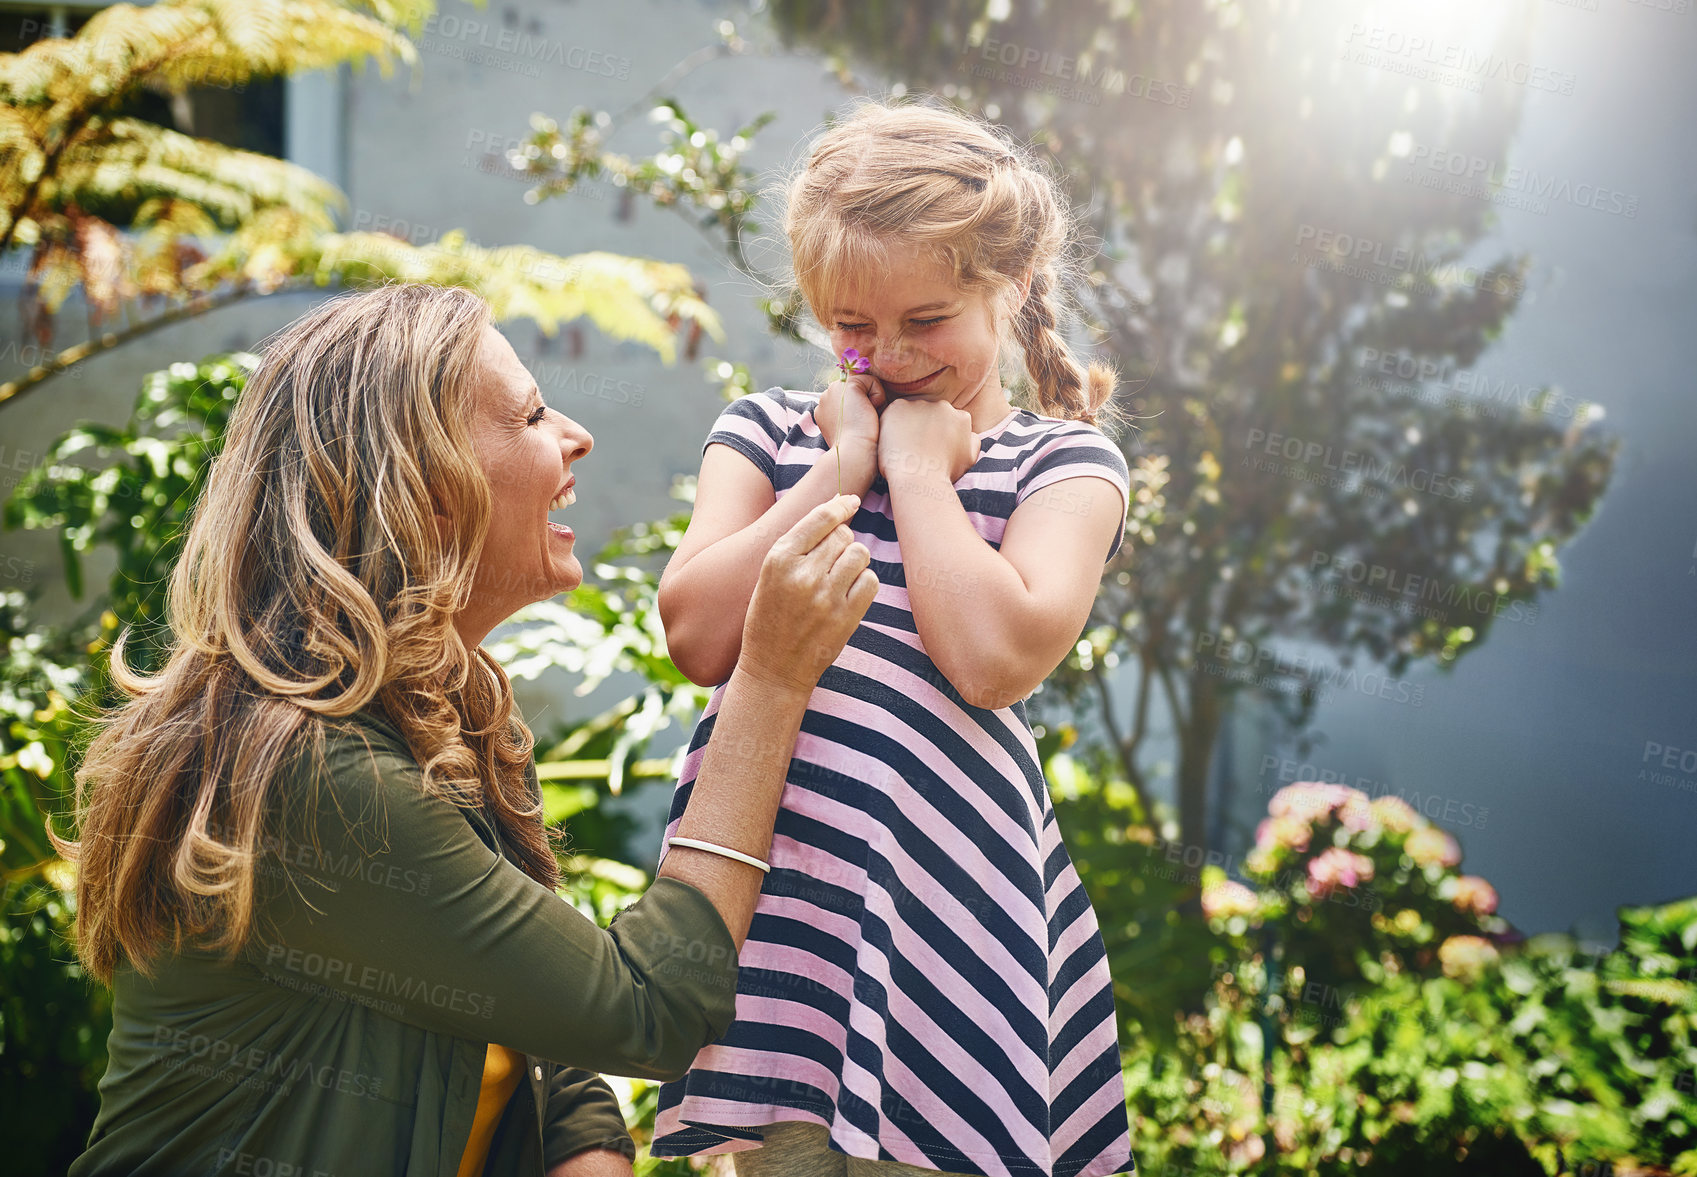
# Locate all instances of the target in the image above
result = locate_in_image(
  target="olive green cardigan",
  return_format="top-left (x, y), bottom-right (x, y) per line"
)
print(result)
top-left (70, 704), bottom-right (740, 1176)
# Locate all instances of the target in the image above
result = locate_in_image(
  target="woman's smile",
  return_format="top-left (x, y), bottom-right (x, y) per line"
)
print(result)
top-left (547, 477), bottom-right (576, 542)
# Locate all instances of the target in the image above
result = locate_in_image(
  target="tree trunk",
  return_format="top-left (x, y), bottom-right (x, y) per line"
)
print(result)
top-left (1177, 670), bottom-right (1223, 858)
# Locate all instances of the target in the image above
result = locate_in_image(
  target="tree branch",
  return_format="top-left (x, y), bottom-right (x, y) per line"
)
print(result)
top-left (0, 282), bottom-right (273, 411)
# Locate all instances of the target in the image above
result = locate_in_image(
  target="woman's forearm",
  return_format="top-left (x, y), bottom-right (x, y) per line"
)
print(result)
top-left (546, 1150), bottom-right (632, 1177)
top-left (656, 665), bottom-right (814, 945)
top-left (662, 442), bottom-right (878, 686)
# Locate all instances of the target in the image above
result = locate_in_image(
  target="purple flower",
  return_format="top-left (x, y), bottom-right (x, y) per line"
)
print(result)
top-left (836, 347), bottom-right (870, 380)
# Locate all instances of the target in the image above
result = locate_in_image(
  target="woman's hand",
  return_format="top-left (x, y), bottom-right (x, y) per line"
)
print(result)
top-left (659, 494), bottom-right (878, 946)
top-left (737, 493), bottom-right (878, 696)
top-left (877, 396), bottom-right (982, 488)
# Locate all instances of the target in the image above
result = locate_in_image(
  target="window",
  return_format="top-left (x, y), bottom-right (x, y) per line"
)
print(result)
top-left (2, 3), bottom-right (287, 159)
top-left (1, 2), bottom-right (305, 284)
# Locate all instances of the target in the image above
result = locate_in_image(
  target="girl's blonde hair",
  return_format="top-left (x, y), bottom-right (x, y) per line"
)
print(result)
top-left (51, 281), bottom-right (561, 985)
top-left (778, 96), bottom-right (1123, 431)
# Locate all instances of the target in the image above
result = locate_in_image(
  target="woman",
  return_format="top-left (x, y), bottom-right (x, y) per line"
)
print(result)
top-left (55, 281), bottom-right (878, 1177)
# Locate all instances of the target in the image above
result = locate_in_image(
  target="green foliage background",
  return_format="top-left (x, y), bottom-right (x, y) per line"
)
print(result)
top-left (1, 358), bottom-right (1691, 1175)
top-left (0, 1), bottom-right (1682, 1174)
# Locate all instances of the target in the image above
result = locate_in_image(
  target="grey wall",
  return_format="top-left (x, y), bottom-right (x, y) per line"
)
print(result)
top-left (1202, 0), bottom-right (1697, 944)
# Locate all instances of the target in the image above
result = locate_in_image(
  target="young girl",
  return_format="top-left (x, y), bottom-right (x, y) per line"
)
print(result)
top-left (650, 98), bottom-right (1137, 1177)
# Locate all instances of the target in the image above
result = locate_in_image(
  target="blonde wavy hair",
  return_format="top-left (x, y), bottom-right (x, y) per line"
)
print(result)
top-left (778, 96), bottom-right (1124, 431)
top-left (52, 281), bottom-right (561, 985)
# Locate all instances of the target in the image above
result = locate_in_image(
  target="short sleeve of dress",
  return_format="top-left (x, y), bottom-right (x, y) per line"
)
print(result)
top-left (701, 387), bottom-right (794, 490)
top-left (1014, 423), bottom-right (1133, 563)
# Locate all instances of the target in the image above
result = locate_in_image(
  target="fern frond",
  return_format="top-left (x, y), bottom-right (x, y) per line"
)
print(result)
top-left (301, 230), bottom-right (724, 362)
top-left (48, 117), bottom-right (344, 230)
top-left (0, 0), bottom-right (418, 109)
top-left (1, 0), bottom-right (425, 243)
top-left (1602, 977), bottom-right (1697, 1011)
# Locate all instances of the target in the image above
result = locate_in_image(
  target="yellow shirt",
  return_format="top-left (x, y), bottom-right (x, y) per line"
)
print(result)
top-left (455, 1043), bottom-right (526, 1177)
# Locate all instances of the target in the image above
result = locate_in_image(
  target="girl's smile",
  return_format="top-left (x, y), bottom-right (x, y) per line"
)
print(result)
top-left (878, 365), bottom-right (947, 394)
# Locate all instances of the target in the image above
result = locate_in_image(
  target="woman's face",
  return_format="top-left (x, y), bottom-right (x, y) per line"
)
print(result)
top-left (441, 323), bottom-right (592, 647)
top-left (825, 248), bottom-right (1022, 418)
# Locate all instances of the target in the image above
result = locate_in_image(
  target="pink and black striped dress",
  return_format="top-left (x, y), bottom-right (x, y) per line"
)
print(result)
top-left (650, 387), bottom-right (1137, 1177)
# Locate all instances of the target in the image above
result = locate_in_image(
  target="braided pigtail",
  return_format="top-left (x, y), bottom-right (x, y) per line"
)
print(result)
top-left (1013, 266), bottom-right (1118, 429)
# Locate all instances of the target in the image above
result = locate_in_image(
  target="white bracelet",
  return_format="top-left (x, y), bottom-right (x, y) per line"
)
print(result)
top-left (666, 836), bottom-right (771, 874)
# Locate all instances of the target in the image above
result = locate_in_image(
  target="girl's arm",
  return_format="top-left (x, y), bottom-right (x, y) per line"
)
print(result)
top-left (660, 390), bottom-right (882, 688)
top-left (886, 466), bottom-right (1126, 710)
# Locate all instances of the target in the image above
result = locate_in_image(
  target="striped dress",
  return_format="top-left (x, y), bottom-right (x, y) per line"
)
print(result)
top-left (650, 387), bottom-right (1137, 1177)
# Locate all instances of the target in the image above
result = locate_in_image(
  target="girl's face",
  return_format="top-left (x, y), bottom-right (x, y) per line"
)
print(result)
top-left (826, 248), bottom-right (1019, 416)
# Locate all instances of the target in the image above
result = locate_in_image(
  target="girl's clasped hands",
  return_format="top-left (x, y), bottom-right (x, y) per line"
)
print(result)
top-left (817, 362), bottom-right (984, 494)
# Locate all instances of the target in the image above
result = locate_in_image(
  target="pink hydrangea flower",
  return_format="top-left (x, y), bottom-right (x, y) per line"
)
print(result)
top-left (1245, 844), bottom-right (1279, 877)
top-left (1370, 795), bottom-right (1419, 834)
top-left (1255, 814), bottom-right (1313, 853)
top-left (1452, 875), bottom-right (1499, 918)
top-left (1307, 846), bottom-right (1375, 893)
top-left (1268, 781), bottom-right (1356, 822)
top-left (1438, 934), bottom-right (1500, 980)
top-left (1201, 879), bottom-right (1260, 920)
top-left (1337, 792), bottom-right (1375, 832)
top-left (1405, 826), bottom-right (1461, 869)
